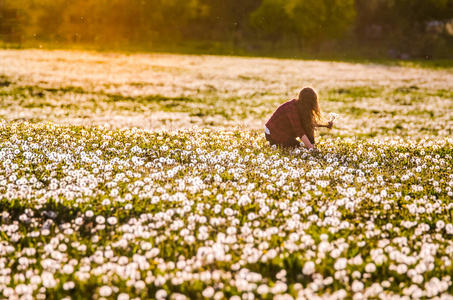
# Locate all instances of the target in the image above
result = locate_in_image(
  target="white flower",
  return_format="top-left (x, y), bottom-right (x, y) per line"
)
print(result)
top-left (446, 223), bottom-right (453, 234)
top-left (99, 286), bottom-right (112, 297)
top-left (412, 275), bottom-right (424, 284)
top-left (156, 289), bottom-right (168, 299)
top-left (62, 264), bottom-right (74, 274)
top-left (41, 272), bottom-right (56, 288)
top-left (63, 281), bottom-right (75, 290)
top-left (303, 261), bottom-right (315, 275)
top-left (238, 194), bottom-right (251, 206)
top-left (397, 264), bottom-right (408, 274)
top-left (365, 263), bottom-right (376, 273)
top-left (134, 280), bottom-right (146, 290)
top-left (334, 258), bottom-right (347, 270)
top-left (351, 280), bottom-right (364, 292)
top-left (202, 287), bottom-right (215, 298)
top-left (107, 217), bottom-right (118, 225)
top-left (117, 293), bottom-right (130, 300)
top-left (436, 220), bottom-right (445, 229)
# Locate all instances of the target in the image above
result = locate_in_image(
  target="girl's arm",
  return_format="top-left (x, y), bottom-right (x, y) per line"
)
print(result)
top-left (316, 122), bottom-right (333, 128)
top-left (301, 135), bottom-right (315, 149)
top-left (316, 113), bottom-right (338, 128)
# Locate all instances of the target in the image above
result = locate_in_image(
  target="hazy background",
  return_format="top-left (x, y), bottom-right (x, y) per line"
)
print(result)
top-left (1, 0), bottom-right (453, 59)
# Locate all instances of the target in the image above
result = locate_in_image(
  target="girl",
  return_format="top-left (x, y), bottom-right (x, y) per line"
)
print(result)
top-left (265, 86), bottom-right (336, 149)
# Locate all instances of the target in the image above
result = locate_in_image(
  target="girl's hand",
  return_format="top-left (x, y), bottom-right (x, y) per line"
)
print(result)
top-left (329, 113), bottom-right (339, 122)
top-left (301, 135), bottom-right (315, 149)
top-left (327, 121), bottom-right (334, 129)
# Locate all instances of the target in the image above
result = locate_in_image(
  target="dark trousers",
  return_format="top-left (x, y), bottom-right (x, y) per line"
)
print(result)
top-left (265, 133), bottom-right (315, 148)
top-left (265, 133), bottom-right (301, 148)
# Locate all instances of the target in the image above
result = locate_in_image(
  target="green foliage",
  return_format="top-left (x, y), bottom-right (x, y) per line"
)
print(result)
top-left (286, 0), bottom-right (326, 39)
top-left (250, 0), bottom-right (356, 49)
top-left (1, 0), bottom-right (452, 58)
top-left (250, 0), bottom-right (290, 46)
top-left (322, 0), bottom-right (356, 38)
top-left (355, 0), bottom-right (453, 58)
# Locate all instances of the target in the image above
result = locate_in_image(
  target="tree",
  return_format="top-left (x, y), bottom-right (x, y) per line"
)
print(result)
top-left (284, 0), bottom-right (355, 50)
top-left (250, 0), bottom-right (290, 48)
top-left (285, 0), bottom-right (326, 50)
top-left (323, 0), bottom-right (356, 39)
top-left (193, 0), bottom-right (261, 45)
top-left (355, 0), bottom-right (453, 57)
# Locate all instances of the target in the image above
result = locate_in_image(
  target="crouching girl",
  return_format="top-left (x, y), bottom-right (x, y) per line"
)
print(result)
top-left (265, 86), bottom-right (336, 149)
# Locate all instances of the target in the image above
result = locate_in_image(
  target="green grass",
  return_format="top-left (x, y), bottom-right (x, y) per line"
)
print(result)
top-left (1, 80), bottom-right (451, 138)
top-left (2, 40), bottom-right (453, 70)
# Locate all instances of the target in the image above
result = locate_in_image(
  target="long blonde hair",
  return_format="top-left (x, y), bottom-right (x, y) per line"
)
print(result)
top-left (295, 87), bottom-right (324, 142)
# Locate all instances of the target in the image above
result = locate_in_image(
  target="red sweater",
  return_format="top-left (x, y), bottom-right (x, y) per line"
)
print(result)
top-left (265, 99), bottom-right (306, 144)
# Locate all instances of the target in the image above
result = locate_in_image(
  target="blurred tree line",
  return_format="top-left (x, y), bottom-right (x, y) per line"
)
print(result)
top-left (1, 0), bottom-right (453, 58)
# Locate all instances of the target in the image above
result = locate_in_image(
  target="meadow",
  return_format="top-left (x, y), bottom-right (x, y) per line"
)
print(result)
top-left (0, 49), bottom-right (453, 299)
top-left (1, 49), bottom-right (453, 137)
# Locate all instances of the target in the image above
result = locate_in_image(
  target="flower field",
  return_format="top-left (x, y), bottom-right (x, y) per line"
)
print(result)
top-left (1, 49), bottom-right (453, 138)
top-left (0, 50), bottom-right (453, 299)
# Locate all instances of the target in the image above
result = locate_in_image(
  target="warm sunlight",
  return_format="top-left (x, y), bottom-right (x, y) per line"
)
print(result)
top-left (1, 0), bottom-right (453, 299)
